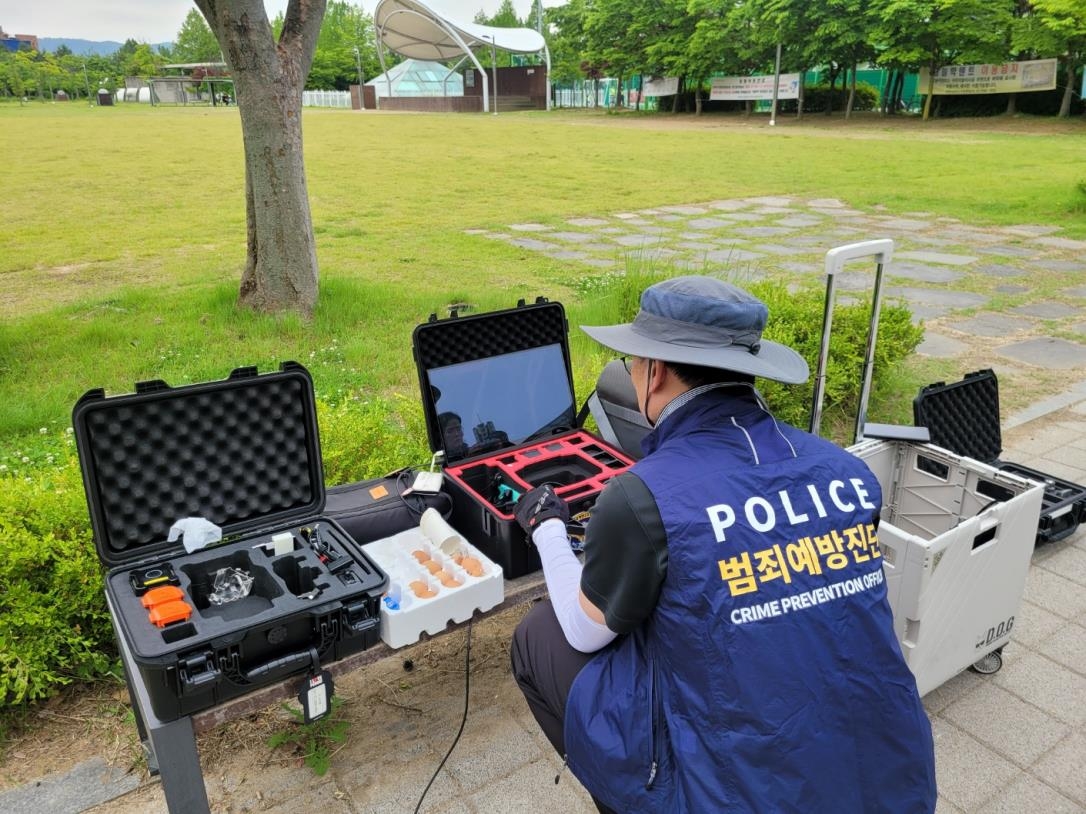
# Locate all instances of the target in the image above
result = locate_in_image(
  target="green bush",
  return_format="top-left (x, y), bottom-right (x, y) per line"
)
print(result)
top-left (318, 394), bottom-right (432, 485)
top-left (567, 268), bottom-right (923, 441)
top-left (0, 434), bottom-right (117, 708)
top-left (777, 81), bottom-right (881, 114)
top-left (1072, 179), bottom-right (1086, 215)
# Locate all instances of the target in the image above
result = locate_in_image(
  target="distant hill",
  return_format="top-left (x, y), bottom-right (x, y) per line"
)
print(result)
top-left (38, 37), bottom-right (173, 56)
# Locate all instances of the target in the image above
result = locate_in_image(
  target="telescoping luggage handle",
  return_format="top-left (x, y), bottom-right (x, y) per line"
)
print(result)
top-left (809, 239), bottom-right (894, 443)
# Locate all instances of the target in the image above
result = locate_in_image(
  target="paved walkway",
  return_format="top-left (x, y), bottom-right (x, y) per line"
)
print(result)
top-left (3, 199), bottom-right (1085, 813)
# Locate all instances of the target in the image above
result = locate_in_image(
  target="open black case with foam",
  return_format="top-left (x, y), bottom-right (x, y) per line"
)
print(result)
top-left (73, 362), bottom-right (387, 722)
top-left (913, 369), bottom-right (1086, 545)
top-left (412, 298), bottom-right (635, 578)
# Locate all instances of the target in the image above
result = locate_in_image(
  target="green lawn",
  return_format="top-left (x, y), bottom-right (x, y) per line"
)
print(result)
top-left (0, 103), bottom-right (1084, 444)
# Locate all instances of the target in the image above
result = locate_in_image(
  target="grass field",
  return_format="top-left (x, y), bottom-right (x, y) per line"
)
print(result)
top-left (0, 103), bottom-right (1084, 448)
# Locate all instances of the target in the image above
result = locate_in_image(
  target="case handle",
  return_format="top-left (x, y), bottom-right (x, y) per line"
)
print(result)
top-left (242, 646), bottom-right (319, 681)
top-left (135, 379), bottom-right (170, 394)
top-left (810, 239), bottom-right (895, 443)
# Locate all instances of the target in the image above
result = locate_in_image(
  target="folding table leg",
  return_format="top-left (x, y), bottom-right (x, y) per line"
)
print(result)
top-left (108, 593), bottom-right (211, 814)
top-left (146, 715), bottom-right (211, 814)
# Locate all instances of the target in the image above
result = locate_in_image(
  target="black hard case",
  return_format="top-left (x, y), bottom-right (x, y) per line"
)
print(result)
top-left (412, 299), bottom-right (634, 578)
top-left (73, 362), bottom-right (387, 722)
top-left (913, 369), bottom-right (1086, 545)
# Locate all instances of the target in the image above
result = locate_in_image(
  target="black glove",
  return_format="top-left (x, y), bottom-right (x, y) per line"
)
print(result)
top-left (514, 485), bottom-right (570, 534)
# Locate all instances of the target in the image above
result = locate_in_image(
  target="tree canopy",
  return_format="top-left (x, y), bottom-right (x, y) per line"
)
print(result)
top-left (541, 0), bottom-right (1085, 116)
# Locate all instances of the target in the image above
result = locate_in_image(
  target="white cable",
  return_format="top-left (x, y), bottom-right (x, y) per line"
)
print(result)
top-left (532, 519), bottom-right (617, 653)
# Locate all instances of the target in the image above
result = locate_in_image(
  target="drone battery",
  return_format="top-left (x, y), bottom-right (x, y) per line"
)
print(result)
top-left (149, 600), bottom-right (193, 628)
top-left (141, 584), bottom-right (186, 609)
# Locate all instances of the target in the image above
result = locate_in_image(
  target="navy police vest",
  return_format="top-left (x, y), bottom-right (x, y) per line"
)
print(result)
top-left (565, 389), bottom-right (936, 812)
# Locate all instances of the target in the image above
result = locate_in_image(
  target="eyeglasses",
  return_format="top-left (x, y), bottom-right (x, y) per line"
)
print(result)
top-left (620, 356), bottom-right (632, 374)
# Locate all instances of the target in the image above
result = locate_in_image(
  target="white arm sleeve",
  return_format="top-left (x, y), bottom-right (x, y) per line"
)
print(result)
top-left (532, 519), bottom-right (618, 653)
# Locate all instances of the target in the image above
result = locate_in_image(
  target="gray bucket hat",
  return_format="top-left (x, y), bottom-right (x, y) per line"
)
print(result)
top-left (582, 276), bottom-right (809, 384)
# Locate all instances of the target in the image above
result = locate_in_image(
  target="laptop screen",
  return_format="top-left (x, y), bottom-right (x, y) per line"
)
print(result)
top-left (427, 342), bottom-right (575, 462)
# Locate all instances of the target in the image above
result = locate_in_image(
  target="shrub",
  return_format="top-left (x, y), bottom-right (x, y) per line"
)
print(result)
top-left (1072, 179), bottom-right (1086, 215)
top-left (778, 81), bottom-right (881, 114)
top-left (567, 268), bottom-right (923, 442)
top-left (0, 436), bottom-right (117, 708)
top-left (318, 394), bottom-right (432, 485)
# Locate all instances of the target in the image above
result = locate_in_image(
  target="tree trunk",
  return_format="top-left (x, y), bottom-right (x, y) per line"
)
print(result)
top-left (1059, 61), bottom-right (1075, 118)
top-left (921, 60), bottom-right (936, 121)
top-left (695, 83), bottom-right (702, 116)
top-left (893, 71), bottom-right (905, 113)
top-left (195, 0), bottom-right (324, 316)
top-left (845, 61), bottom-right (857, 119)
top-left (234, 77), bottom-right (318, 314)
top-left (673, 77), bottom-right (683, 114)
top-left (614, 72), bottom-right (623, 108)
top-left (882, 69), bottom-right (895, 115)
top-left (825, 64), bottom-right (837, 115)
top-left (796, 72), bottom-right (805, 120)
top-left (1005, 92), bottom-right (1017, 115)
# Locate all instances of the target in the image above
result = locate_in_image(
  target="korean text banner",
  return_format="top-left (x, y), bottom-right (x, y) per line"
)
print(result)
top-left (643, 76), bottom-right (680, 97)
top-left (710, 73), bottom-right (801, 101)
top-left (918, 59), bottom-right (1057, 95)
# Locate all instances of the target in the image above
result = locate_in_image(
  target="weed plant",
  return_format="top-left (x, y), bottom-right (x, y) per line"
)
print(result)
top-left (267, 696), bottom-right (350, 776)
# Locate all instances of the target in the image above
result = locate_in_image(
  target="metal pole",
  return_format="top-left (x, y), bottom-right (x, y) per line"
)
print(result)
top-left (352, 46), bottom-right (365, 110)
top-left (490, 37), bottom-right (498, 115)
top-left (536, 0), bottom-right (543, 34)
top-left (854, 258), bottom-right (888, 444)
top-left (769, 42), bottom-right (781, 126)
top-left (83, 63), bottom-right (92, 104)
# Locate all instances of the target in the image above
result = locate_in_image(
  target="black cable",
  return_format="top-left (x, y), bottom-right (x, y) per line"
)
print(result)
top-left (396, 468), bottom-right (454, 520)
top-left (413, 618), bottom-right (473, 814)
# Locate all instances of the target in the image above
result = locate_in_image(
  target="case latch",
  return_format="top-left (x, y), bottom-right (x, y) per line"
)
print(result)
top-left (178, 651), bottom-right (221, 694)
top-left (344, 600), bottom-right (377, 634)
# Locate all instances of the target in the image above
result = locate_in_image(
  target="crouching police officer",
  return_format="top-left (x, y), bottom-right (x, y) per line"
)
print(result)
top-left (510, 276), bottom-right (936, 813)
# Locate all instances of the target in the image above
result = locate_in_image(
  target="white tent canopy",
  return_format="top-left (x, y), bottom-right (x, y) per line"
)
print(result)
top-left (373, 0), bottom-right (550, 112)
top-left (366, 58), bottom-right (464, 97)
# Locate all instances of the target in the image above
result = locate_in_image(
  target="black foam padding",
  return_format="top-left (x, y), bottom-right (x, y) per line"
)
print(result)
top-left (74, 366), bottom-right (322, 564)
top-left (414, 303), bottom-right (567, 368)
top-left (913, 369), bottom-right (1002, 463)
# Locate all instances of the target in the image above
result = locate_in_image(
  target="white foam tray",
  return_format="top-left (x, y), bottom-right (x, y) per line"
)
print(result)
top-left (362, 523), bottom-right (504, 649)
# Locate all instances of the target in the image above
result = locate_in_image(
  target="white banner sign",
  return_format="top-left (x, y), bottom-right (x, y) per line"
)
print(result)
top-left (710, 73), bottom-right (800, 101)
top-left (642, 76), bottom-right (680, 97)
top-left (918, 58), bottom-right (1057, 95)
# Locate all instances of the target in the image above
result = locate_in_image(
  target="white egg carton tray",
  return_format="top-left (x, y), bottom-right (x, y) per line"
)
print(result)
top-left (362, 522), bottom-right (504, 649)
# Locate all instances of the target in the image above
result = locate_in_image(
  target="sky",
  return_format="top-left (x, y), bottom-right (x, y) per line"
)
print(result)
top-left (0, 0), bottom-right (546, 44)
